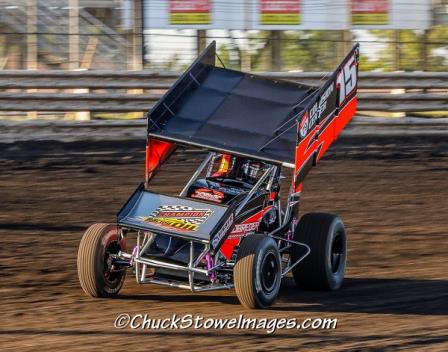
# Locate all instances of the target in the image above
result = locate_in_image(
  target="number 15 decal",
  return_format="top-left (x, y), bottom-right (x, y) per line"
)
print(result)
top-left (336, 53), bottom-right (358, 106)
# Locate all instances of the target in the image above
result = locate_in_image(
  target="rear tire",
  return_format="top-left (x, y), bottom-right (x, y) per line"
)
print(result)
top-left (77, 223), bottom-right (126, 298)
top-left (291, 213), bottom-right (346, 290)
top-left (234, 234), bottom-right (281, 309)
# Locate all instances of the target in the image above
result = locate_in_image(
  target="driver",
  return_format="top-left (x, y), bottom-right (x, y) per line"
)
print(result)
top-left (212, 154), bottom-right (263, 185)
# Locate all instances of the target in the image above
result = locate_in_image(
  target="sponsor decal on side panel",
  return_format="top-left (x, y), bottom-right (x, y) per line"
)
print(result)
top-left (211, 213), bottom-right (234, 248)
top-left (299, 83), bottom-right (335, 139)
top-left (227, 222), bottom-right (260, 239)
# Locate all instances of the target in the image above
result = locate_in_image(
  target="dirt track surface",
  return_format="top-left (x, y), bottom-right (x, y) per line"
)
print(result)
top-left (1, 136), bottom-right (447, 351)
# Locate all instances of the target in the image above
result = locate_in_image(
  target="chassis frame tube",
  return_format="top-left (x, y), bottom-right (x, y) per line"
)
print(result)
top-left (125, 231), bottom-right (232, 292)
top-left (117, 158), bottom-right (309, 292)
top-left (134, 256), bottom-right (209, 276)
top-left (179, 152), bottom-right (214, 197)
top-left (139, 277), bottom-right (234, 292)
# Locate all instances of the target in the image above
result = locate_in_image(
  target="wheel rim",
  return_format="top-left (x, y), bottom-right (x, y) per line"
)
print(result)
top-left (330, 233), bottom-right (344, 274)
top-left (260, 252), bottom-right (278, 293)
top-left (103, 238), bottom-right (123, 284)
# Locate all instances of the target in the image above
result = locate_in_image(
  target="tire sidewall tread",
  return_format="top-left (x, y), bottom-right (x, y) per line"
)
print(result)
top-left (77, 223), bottom-right (126, 298)
top-left (234, 234), bottom-right (281, 309)
top-left (291, 213), bottom-right (347, 291)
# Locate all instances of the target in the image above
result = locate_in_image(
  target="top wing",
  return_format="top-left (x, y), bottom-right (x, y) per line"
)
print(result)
top-left (147, 41), bottom-right (315, 167)
top-left (145, 41), bottom-right (359, 178)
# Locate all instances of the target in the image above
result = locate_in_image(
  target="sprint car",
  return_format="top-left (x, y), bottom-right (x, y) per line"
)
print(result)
top-left (77, 41), bottom-right (360, 309)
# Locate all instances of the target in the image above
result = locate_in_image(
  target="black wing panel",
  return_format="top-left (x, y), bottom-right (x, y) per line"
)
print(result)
top-left (148, 41), bottom-right (314, 166)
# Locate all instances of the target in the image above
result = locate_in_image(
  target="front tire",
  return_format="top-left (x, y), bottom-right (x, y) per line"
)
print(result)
top-left (291, 213), bottom-right (347, 290)
top-left (234, 234), bottom-right (281, 309)
top-left (77, 223), bottom-right (126, 298)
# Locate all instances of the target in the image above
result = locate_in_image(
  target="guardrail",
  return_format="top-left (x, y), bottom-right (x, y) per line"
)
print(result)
top-left (0, 71), bottom-right (447, 113)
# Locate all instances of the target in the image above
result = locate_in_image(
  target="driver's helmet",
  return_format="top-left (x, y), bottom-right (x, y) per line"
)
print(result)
top-left (241, 160), bottom-right (263, 183)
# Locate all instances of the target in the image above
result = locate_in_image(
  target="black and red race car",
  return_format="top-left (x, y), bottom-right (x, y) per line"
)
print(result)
top-left (77, 41), bottom-right (359, 309)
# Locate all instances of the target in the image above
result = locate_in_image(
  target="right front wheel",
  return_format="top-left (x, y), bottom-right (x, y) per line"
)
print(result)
top-left (234, 234), bottom-right (281, 309)
top-left (291, 213), bottom-right (347, 290)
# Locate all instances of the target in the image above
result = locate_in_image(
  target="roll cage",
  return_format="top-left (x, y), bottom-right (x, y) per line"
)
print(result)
top-left (117, 151), bottom-right (310, 292)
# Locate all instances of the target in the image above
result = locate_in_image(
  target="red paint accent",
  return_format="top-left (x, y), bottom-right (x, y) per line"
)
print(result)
top-left (219, 206), bottom-right (273, 260)
top-left (319, 97), bottom-right (358, 162)
top-left (260, 0), bottom-right (301, 14)
top-left (145, 138), bottom-right (176, 182)
top-left (169, 0), bottom-right (211, 13)
top-left (294, 97), bottom-right (358, 182)
top-left (294, 122), bottom-right (317, 178)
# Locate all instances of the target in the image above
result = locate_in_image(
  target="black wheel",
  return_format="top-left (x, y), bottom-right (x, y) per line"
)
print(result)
top-left (291, 213), bottom-right (347, 290)
top-left (77, 223), bottom-right (126, 298)
top-left (234, 234), bottom-right (281, 309)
